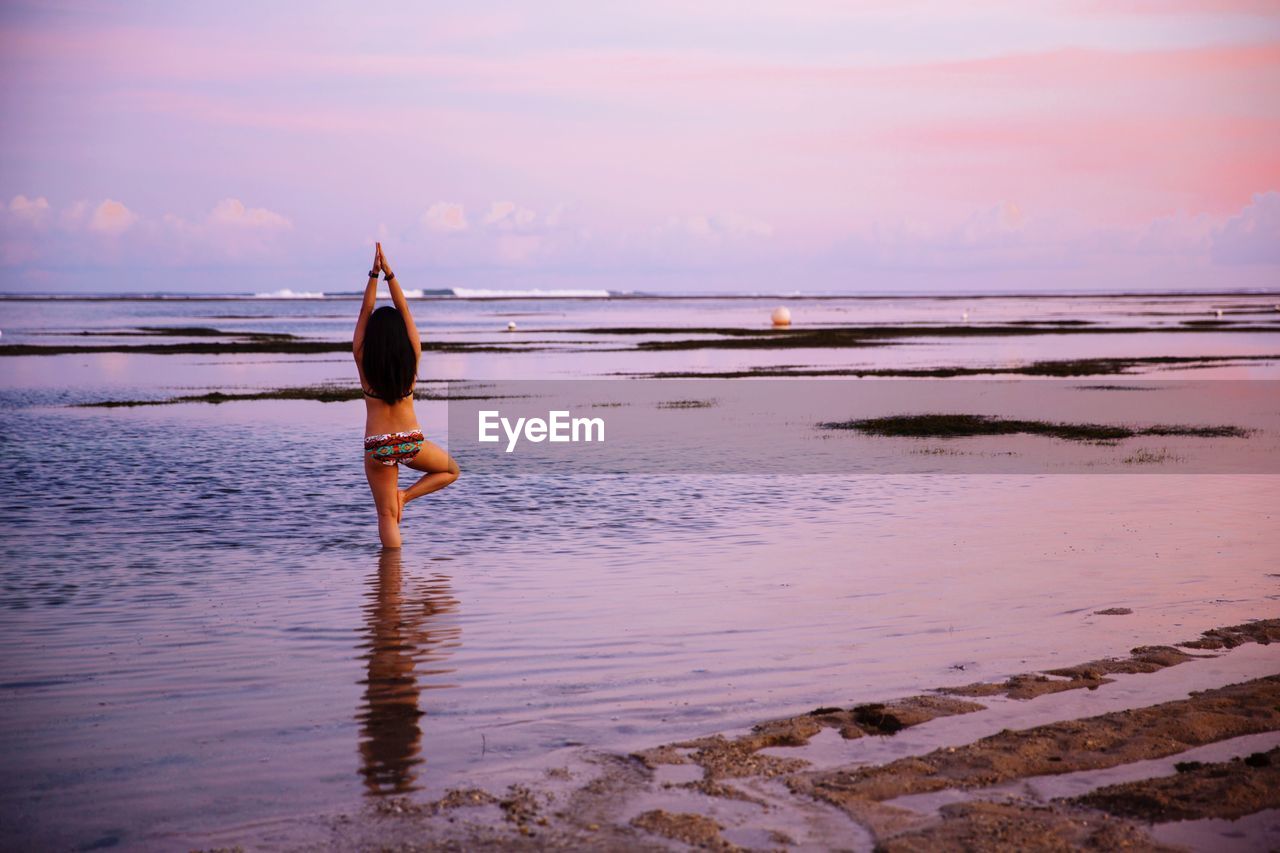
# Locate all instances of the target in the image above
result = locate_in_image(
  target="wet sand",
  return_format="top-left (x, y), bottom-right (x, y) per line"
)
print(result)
top-left (194, 618), bottom-right (1280, 851)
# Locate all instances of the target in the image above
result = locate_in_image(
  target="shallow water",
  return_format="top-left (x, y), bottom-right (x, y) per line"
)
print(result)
top-left (1, 293), bottom-right (1278, 850)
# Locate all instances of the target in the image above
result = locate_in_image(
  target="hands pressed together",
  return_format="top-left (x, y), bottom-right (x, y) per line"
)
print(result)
top-left (369, 242), bottom-right (395, 281)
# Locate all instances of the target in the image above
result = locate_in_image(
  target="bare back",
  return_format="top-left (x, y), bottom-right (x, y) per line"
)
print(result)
top-left (359, 371), bottom-right (421, 437)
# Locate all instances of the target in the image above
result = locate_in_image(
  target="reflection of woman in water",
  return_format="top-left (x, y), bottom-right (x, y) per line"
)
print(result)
top-left (357, 548), bottom-right (461, 795)
top-left (354, 243), bottom-right (459, 548)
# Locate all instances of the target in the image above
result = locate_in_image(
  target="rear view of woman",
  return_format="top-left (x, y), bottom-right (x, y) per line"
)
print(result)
top-left (354, 243), bottom-right (459, 548)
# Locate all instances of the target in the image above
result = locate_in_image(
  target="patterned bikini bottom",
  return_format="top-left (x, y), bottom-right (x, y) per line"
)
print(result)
top-left (364, 429), bottom-right (424, 466)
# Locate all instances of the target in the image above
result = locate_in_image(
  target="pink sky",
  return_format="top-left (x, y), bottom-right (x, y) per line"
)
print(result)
top-left (1, 1), bottom-right (1277, 293)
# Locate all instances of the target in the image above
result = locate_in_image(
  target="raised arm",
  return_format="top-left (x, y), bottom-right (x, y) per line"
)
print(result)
top-left (353, 244), bottom-right (381, 361)
top-left (377, 244), bottom-right (421, 360)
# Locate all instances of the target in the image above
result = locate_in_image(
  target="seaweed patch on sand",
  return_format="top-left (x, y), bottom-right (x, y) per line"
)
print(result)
top-left (1122, 448), bottom-right (1186, 465)
top-left (2, 340), bottom-right (354, 357)
top-left (818, 414), bottom-right (1249, 443)
top-left (1179, 620), bottom-right (1280, 650)
top-left (77, 384), bottom-right (527, 407)
top-left (0, 339), bottom-right (533, 357)
top-left (937, 620), bottom-right (1277, 700)
top-left (303, 618), bottom-right (1280, 851)
top-left (629, 810), bottom-right (735, 848)
top-left (870, 801), bottom-right (1172, 852)
top-left (78, 386), bottom-right (366, 407)
top-left (1070, 747), bottom-right (1280, 823)
top-left (656, 399), bottom-right (718, 409)
top-left (574, 321), bottom-right (1280, 353)
top-left (629, 353), bottom-right (1280, 379)
top-left (643, 695), bottom-right (986, 785)
top-left (51, 325), bottom-right (300, 341)
top-left (792, 676), bottom-right (1280, 812)
top-left (1073, 383), bottom-right (1162, 391)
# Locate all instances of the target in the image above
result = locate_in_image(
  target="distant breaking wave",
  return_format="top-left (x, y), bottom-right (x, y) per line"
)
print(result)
top-left (254, 288), bottom-right (325, 299)
top-left (375, 287), bottom-right (426, 299)
top-left (3, 286), bottom-right (624, 301)
top-left (450, 287), bottom-right (612, 298)
top-left (254, 286), bottom-right (612, 299)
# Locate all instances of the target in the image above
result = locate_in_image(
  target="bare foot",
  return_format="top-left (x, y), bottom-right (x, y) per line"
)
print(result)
top-left (396, 490), bottom-right (407, 523)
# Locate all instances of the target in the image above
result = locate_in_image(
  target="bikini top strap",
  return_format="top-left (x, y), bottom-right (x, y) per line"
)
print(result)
top-left (362, 385), bottom-right (414, 400)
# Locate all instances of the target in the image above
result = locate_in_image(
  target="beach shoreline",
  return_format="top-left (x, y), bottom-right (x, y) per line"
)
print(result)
top-left (184, 617), bottom-right (1280, 851)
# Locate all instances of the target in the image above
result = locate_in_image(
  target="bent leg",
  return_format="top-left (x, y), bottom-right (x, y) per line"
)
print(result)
top-left (364, 455), bottom-right (402, 548)
top-left (401, 440), bottom-right (460, 505)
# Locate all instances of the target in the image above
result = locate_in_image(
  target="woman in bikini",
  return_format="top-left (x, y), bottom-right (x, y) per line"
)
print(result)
top-left (355, 243), bottom-right (459, 548)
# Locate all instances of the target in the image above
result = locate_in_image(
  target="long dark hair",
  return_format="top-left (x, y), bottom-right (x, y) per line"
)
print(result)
top-left (362, 306), bottom-right (416, 402)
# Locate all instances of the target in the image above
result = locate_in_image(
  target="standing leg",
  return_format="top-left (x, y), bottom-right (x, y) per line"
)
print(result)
top-left (365, 455), bottom-right (402, 548)
top-left (401, 440), bottom-right (459, 508)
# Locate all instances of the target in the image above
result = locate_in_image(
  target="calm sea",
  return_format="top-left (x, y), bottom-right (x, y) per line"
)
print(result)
top-left (1, 291), bottom-right (1278, 850)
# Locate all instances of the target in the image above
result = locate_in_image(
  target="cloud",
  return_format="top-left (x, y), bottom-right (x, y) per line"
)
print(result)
top-left (1134, 210), bottom-right (1213, 256)
top-left (495, 234), bottom-right (543, 264)
top-left (0, 239), bottom-right (37, 266)
top-left (158, 199), bottom-right (294, 260)
top-left (422, 201), bottom-right (468, 232)
top-left (483, 200), bottom-right (537, 229)
top-left (666, 213), bottom-right (774, 239)
top-left (60, 200), bottom-right (89, 230)
top-left (543, 204), bottom-right (566, 228)
top-left (207, 198), bottom-right (291, 229)
top-left (1211, 191), bottom-right (1280, 265)
top-left (0, 192), bottom-right (304, 273)
top-left (483, 200), bottom-right (516, 225)
top-left (1080, 0), bottom-right (1279, 14)
top-left (8, 195), bottom-right (50, 225)
top-left (88, 200), bottom-right (138, 235)
top-left (818, 200), bottom-right (1061, 273)
top-left (957, 200), bottom-right (1024, 245)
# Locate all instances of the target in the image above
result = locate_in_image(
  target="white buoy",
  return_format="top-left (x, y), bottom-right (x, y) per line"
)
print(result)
top-left (506, 321), bottom-right (517, 332)
top-left (961, 309), bottom-right (970, 323)
top-left (771, 306), bottom-right (791, 327)
top-left (1216, 309), bottom-right (1223, 318)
